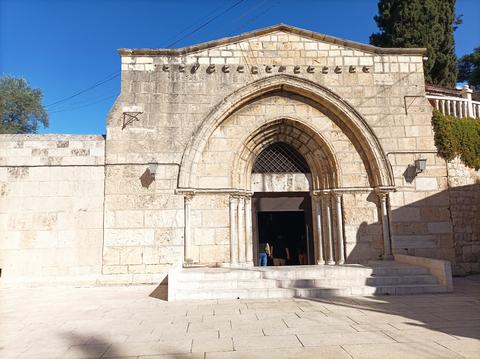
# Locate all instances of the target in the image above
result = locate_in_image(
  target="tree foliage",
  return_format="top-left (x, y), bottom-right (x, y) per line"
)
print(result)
top-left (370, 0), bottom-right (460, 87)
top-left (458, 47), bottom-right (480, 90)
top-left (431, 110), bottom-right (480, 170)
top-left (0, 76), bottom-right (49, 134)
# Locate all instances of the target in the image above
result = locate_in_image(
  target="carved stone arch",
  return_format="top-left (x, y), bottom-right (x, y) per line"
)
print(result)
top-left (231, 117), bottom-right (340, 191)
top-left (178, 74), bottom-right (394, 189)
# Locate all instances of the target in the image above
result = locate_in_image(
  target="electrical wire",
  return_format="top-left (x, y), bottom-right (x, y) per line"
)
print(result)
top-left (45, 0), bottom-right (250, 113)
top-left (49, 94), bottom-right (118, 114)
top-left (45, 71), bottom-right (120, 109)
top-left (167, 0), bottom-right (246, 48)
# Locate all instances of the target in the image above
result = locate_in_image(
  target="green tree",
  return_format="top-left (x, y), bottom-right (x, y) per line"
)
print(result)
top-left (0, 76), bottom-right (49, 134)
top-left (458, 47), bottom-right (480, 90)
top-left (370, 0), bottom-right (460, 87)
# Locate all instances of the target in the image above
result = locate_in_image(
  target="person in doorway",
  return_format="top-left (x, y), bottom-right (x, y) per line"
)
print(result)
top-left (258, 241), bottom-right (271, 266)
top-left (272, 235), bottom-right (290, 266)
top-left (298, 236), bottom-right (307, 265)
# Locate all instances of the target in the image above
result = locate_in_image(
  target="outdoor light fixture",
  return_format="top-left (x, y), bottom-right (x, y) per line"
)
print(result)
top-left (415, 158), bottom-right (427, 174)
top-left (148, 161), bottom-right (159, 178)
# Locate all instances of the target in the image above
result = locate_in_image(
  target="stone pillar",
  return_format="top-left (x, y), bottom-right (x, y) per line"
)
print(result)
top-left (461, 84), bottom-right (473, 117)
top-left (323, 193), bottom-right (335, 265)
top-left (252, 198), bottom-right (259, 266)
top-left (378, 191), bottom-right (393, 260)
top-left (333, 192), bottom-right (345, 265)
top-left (237, 196), bottom-right (246, 265)
top-left (312, 194), bottom-right (325, 264)
top-left (229, 195), bottom-right (238, 266)
top-left (184, 193), bottom-right (194, 265)
top-left (245, 195), bottom-right (254, 266)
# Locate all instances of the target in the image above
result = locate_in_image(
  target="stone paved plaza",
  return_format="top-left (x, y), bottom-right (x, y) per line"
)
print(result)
top-left (1, 277), bottom-right (479, 359)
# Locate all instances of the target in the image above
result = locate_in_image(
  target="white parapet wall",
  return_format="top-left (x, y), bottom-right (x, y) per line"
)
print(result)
top-left (394, 254), bottom-right (453, 291)
top-left (0, 134), bottom-right (106, 286)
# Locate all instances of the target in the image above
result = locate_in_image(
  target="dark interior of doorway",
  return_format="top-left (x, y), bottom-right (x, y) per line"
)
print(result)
top-left (257, 211), bottom-right (312, 265)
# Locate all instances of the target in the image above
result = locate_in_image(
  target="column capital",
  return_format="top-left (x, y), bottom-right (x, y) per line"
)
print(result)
top-left (183, 191), bottom-right (195, 202)
top-left (312, 189), bottom-right (333, 198)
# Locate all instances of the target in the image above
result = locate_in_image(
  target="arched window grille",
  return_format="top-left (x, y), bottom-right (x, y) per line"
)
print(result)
top-left (252, 142), bottom-right (310, 173)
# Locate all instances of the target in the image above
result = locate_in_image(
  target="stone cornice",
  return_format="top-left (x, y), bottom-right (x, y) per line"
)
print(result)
top-left (118, 23), bottom-right (427, 57)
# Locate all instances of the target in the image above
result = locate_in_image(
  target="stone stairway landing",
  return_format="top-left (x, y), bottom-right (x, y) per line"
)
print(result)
top-left (167, 261), bottom-right (452, 301)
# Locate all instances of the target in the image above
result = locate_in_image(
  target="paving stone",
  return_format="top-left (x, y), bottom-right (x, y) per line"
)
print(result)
top-left (342, 342), bottom-right (465, 359)
top-left (102, 340), bottom-right (193, 357)
top-left (233, 334), bottom-right (302, 350)
top-left (62, 344), bottom-right (110, 359)
top-left (382, 328), bottom-right (458, 343)
top-left (192, 337), bottom-right (233, 353)
top-left (206, 346), bottom-right (351, 359)
top-left (298, 331), bottom-right (394, 346)
top-left (435, 338), bottom-right (480, 358)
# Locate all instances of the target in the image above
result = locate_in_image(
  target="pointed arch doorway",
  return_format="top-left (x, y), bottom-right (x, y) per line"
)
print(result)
top-left (251, 142), bottom-right (314, 266)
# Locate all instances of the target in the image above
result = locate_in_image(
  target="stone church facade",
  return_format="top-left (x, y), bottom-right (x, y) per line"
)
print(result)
top-left (1, 25), bottom-right (478, 286)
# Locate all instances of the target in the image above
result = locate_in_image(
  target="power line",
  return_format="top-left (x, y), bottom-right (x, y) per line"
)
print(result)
top-left (46, 71), bottom-right (120, 108)
top-left (46, 0), bottom-right (249, 113)
top-left (167, 0), bottom-right (246, 48)
top-left (49, 94), bottom-right (118, 114)
top-left (162, 1), bottom-right (239, 48)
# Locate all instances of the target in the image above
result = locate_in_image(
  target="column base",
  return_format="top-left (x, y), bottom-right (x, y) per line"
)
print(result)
top-left (382, 255), bottom-right (394, 261)
top-left (183, 258), bottom-right (195, 267)
top-left (326, 260), bottom-right (335, 265)
top-left (336, 260), bottom-right (345, 265)
top-left (316, 260), bottom-right (326, 265)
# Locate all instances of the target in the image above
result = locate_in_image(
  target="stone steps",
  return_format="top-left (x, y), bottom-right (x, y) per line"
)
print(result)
top-left (277, 274), bottom-right (438, 288)
top-left (169, 263), bottom-right (448, 301)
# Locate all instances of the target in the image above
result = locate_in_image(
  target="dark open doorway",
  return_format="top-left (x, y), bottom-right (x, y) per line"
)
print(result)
top-left (254, 193), bottom-right (314, 266)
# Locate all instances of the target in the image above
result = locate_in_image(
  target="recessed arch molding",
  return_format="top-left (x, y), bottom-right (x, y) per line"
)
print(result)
top-left (178, 74), bottom-right (395, 190)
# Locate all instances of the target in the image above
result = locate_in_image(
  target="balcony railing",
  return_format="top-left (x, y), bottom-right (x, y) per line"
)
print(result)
top-left (426, 85), bottom-right (480, 119)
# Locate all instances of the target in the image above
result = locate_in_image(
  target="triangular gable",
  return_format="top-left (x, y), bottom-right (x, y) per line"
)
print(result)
top-left (119, 23), bottom-right (426, 56)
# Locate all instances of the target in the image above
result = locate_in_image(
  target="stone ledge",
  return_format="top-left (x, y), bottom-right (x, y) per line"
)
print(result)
top-left (0, 134), bottom-right (105, 141)
top-left (394, 254), bottom-right (453, 291)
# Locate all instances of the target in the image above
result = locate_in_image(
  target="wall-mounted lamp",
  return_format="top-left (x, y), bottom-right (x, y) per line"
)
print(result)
top-left (415, 158), bottom-right (427, 174)
top-left (148, 161), bottom-right (159, 178)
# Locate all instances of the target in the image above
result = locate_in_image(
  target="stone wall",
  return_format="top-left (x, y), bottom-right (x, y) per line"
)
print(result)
top-left (0, 135), bottom-right (105, 285)
top-left (447, 158), bottom-right (480, 275)
top-left (389, 152), bottom-right (454, 262)
top-left (103, 164), bottom-right (184, 276)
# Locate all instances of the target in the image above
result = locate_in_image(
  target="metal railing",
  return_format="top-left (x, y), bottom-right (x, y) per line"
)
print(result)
top-left (426, 85), bottom-right (480, 119)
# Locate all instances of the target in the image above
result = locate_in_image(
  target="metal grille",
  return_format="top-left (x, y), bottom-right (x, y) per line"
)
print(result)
top-left (252, 142), bottom-right (310, 173)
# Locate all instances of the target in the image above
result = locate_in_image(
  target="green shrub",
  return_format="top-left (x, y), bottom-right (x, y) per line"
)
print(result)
top-left (431, 110), bottom-right (480, 170)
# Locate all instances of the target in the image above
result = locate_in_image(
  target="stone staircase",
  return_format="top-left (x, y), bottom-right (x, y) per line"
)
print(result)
top-left (168, 261), bottom-right (450, 301)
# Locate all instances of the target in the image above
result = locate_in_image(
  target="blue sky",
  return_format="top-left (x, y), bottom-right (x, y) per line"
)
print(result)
top-left (1, 0), bottom-right (479, 135)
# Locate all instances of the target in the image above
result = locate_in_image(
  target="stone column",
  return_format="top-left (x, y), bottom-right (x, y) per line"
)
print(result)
top-left (183, 193), bottom-right (194, 265)
top-left (252, 198), bottom-right (259, 266)
top-left (323, 192), bottom-right (335, 265)
top-left (229, 195), bottom-right (238, 266)
top-left (244, 195), bottom-right (254, 266)
top-left (312, 194), bottom-right (325, 264)
top-left (333, 192), bottom-right (345, 265)
top-left (237, 195), bottom-right (246, 265)
top-left (461, 84), bottom-right (473, 117)
top-left (378, 191), bottom-right (393, 260)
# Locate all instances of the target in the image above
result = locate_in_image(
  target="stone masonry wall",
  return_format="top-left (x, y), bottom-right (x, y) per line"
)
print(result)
top-left (0, 135), bottom-right (105, 285)
top-left (389, 152), bottom-right (454, 262)
top-left (447, 158), bottom-right (480, 275)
